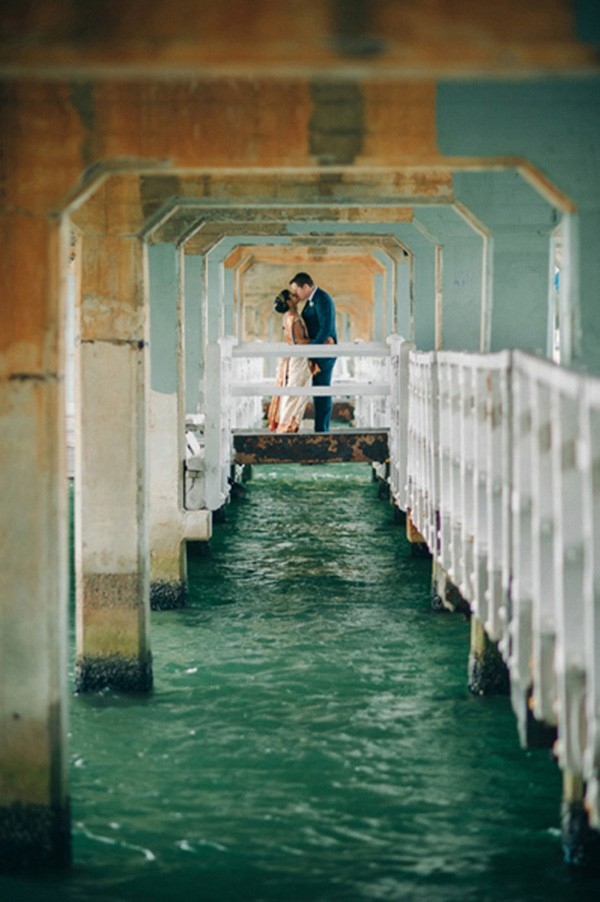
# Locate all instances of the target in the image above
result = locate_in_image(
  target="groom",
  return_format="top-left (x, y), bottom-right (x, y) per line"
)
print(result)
top-left (289, 272), bottom-right (338, 433)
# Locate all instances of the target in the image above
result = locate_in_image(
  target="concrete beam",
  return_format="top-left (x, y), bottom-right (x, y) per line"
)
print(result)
top-left (232, 429), bottom-right (389, 465)
top-left (0, 1), bottom-right (596, 79)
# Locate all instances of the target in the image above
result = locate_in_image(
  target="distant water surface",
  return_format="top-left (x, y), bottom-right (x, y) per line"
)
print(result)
top-left (2, 464), bottom-right (598, 901)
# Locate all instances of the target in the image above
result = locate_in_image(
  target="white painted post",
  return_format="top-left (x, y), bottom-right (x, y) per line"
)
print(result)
top-left (426, 356), bottom-right (440, 553)
top-left (388, 336), bottom-right (413, 511)
top-left (485, 353), bottom-right (511, 642)
top-left (437, 358), bottom-right (453, 576)
top-left (509, 361), bottom-right (535, 744)
top-left (581, 380), bottom-right (600, 826)
top-left (449, 360), bottom-right (463, 589)
top-left (473, 365), bottom-right (490, 625)
top-left (531, 371), bottom-right (558, 727)
top-left (204, 337), bottom-right (237, 511)
top-left (460, 361), bottom-right (477, 604)
top-left (552, 372), bottom-right (587, 776)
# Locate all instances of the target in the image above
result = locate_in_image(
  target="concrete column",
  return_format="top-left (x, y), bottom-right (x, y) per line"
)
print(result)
top-left (148, 243), bottom-right (186, 609)
top-left (74, 231), bottom-right (152, 692)
top-left (184, 254), bottom-right (205, 413)
top-left (395, 256), bottom-right (412, 340)
top-left (148, 244), bottom-right (210, 610)
top-left (0, 213), bottom-right (71, 869)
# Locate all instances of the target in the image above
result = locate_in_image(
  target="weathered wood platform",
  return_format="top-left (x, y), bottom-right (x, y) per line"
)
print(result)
top-left (232, 429), bottom-right (389, 465)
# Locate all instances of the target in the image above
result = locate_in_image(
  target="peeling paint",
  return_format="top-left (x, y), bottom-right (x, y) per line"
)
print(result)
top-left (69, 81), bottom-right (95, 167)
top-left (309, 82), bottom-right (364, 166)
top-left (233, 429), bottom-right (388, 465)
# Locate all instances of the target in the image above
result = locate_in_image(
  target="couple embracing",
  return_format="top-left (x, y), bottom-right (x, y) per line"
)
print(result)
top-left (267, 272), bottom-right (337, 435)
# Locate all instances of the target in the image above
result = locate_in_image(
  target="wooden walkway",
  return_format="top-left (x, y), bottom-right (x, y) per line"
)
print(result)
top-left (232, 429), bottom-right (389, 465)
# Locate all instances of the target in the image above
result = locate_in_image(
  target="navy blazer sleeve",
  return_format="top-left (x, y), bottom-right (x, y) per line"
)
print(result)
top-left (311, 288), bottom-right (337, 344)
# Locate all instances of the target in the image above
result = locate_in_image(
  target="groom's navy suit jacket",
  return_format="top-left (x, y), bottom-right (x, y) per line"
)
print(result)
top-left (301, 287), bottom-right (338, 371)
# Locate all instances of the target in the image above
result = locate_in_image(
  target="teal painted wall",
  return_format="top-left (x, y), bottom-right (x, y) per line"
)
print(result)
top-left (437, 77), bottom-right (600, 371)
top-left (184, 254), bottom-right (204, 413)
top-left (416, 208), bottom-right (483, 352)
top-left (453, 171), bottom-right (556, 354)
top-left (149, 243), bottom-right (179, 394)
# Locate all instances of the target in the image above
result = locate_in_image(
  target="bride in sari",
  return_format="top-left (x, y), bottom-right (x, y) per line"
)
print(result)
top-left (267, 289), bottom-right (314, 433)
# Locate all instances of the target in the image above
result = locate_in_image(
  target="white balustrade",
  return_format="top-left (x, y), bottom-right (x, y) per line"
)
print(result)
top-left (406, 346), bottom-right (600, 827)
top-left (202, 337), bottom-right (395, 509)
top-left (201, 332), bottom-right (600, 826)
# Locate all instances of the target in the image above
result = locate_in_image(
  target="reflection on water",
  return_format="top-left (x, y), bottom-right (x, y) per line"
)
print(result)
top-left (2, 464), bottom-right (597, 901)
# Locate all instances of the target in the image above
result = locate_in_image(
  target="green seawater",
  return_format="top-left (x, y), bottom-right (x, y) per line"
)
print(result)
top-left (3, 464), bottom-right (599, 901)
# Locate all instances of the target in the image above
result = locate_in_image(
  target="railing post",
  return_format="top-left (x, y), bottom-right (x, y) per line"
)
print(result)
top-left (530, 374), bottom-right (558, 728)
top-left (509, 357), bottom-right (535, 745)
top-left (388, 336), bottom-right (412, 511)
top-left (204, 336), bottom-right (237, 511)
top-left (581, 380), bottom-right (600, 828)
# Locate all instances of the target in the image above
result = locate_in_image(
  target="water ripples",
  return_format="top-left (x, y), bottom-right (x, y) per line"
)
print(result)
top-left (4, 464), bottom-right (596, 901)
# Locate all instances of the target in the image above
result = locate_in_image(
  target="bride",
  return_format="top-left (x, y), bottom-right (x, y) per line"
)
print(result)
top-left (267, 289), bottom-right (315, 433)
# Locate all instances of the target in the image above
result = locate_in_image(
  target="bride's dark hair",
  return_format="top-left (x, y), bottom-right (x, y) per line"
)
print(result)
top-left (273, 289), bottom-right (291, 314)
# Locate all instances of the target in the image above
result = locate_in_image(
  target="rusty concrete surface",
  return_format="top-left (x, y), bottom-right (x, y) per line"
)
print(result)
top-left (232, 428), bottom-right (389, 464)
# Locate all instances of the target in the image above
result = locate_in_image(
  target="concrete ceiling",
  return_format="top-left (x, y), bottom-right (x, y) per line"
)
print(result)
top-left (1, 0), bottom-right (597, 80)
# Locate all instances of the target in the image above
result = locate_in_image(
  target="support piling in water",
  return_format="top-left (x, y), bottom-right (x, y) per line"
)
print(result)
top-left (406, 514), bottom-right (430, 557)
top-left (431, 559), bottom-right (469, 613)
top-left (523, 687), bottom-right (557, 749)
top-left (150, 580), bottom-right (188, 611)
top-left (468, 616), bottom-right (510, 696)
top-left (74, 654), bottom-right (153, 694)
top-left (0, 802), bottom-right (71, 873)
top-left (560, 771), bottom-right (600, 870)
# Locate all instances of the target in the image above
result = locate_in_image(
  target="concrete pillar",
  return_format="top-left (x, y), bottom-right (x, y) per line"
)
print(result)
top-left (0, 213), bottom-right (71, 869)
top-left (468, 616), bottom-right (510, 695)
top-left (148, 244), bottom-right (211, 610)
top-left (395, 255), bottom-right (412, 340)
top-left (184, 254), bottom-right (205, 413)
top-left (148, 243), bottom-right (186, 609)
top-left (74, 231), bottom-right (152, 692)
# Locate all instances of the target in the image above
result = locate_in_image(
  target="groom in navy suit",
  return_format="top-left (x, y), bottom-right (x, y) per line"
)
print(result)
top-left (289, 272), bottom-right (337, 433)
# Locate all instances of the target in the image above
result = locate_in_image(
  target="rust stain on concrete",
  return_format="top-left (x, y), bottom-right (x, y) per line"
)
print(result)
top-left (233, 429), bottom-right (389, 465)
top-left (309, 81), bottom-right (364, 166)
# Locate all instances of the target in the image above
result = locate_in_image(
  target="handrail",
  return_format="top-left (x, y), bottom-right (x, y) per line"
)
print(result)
top-left (405, 345), bottom-right (600, 829)
top-left (202, 336), bottom-right (405, 512)
top-left (232, 340), bottom-right (391, 359)
top-left (231, 382), bottom-right (390, 397)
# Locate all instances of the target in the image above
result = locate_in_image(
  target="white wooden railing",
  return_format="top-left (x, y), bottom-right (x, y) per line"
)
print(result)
top-left (202, 337), bottom-right (394, 510)
top-left (404, 345), bottom-right (600, 828)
